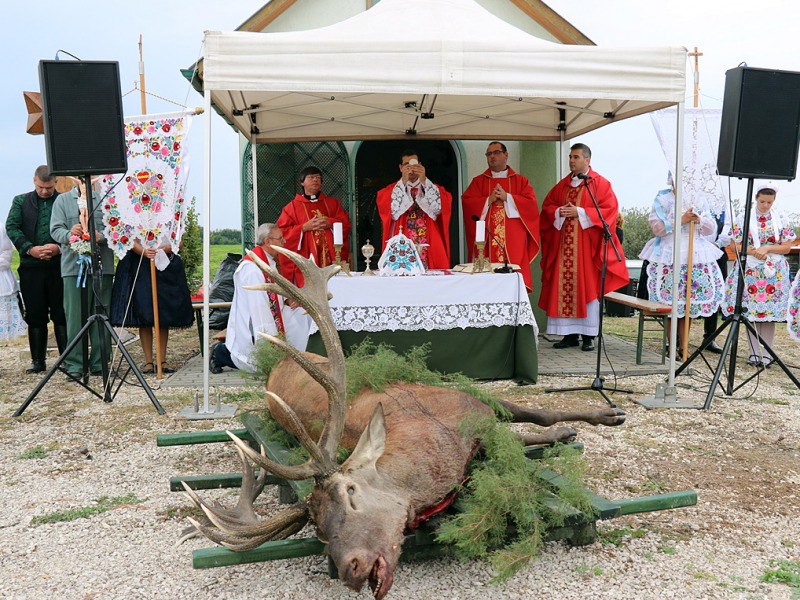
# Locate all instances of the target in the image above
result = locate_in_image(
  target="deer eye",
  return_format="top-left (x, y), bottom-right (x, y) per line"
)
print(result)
top-left (347, 485), bottom-right (355, 496)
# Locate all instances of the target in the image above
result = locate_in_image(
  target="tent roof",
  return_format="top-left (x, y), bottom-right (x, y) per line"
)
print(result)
top-left (200, 0), bottom-right (686, 143)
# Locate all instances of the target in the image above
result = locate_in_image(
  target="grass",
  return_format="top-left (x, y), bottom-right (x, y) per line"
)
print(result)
top-left (599, 526), bottom-right (646, 547)
top-left (18, 445), bottom-right (51, 459)
top-left (30, 493), bottom-right (147, 526)
top-left (761, 560), bottom-right (800, 597)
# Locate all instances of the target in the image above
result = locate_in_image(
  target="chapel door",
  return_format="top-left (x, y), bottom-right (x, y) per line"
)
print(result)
top-left (354, 140), bottom-right (461, 270)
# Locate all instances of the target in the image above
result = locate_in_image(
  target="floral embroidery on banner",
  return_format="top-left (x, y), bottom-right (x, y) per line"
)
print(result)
top-left (100, 116), bottom-right (191, 258)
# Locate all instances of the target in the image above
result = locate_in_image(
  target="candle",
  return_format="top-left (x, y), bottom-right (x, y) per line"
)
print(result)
top-left (475, 220), bottom-right (486, 243)
top-left (333, 222), bottom-right (343, 245)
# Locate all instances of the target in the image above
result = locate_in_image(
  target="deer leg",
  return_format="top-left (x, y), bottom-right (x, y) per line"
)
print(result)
top-left (496, 399), bottom-right (625, 427)
top-left (517, 426), bottom-right (577, 446)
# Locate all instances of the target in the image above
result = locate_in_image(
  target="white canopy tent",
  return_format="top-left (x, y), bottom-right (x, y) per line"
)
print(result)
top-left (196, 0), bottom-right (689, 408)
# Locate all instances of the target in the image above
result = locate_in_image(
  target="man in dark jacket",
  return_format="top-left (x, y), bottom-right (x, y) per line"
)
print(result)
top-left (6, 165), bottom-right (67, 373)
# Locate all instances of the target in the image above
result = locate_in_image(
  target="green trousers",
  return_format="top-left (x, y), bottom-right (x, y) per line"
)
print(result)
top-left (62, 275), bottom-right (114, 374)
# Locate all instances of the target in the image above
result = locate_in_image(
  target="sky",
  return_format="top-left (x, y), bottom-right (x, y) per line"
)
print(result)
top-left (2, 0), bottom-right (799, 232)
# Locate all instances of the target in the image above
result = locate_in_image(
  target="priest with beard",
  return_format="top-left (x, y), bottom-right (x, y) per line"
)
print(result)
top-left (376, 149), bottom-right (452, 269)
top-left (539, 143), bottom-right (628, 352)
top-left (461, 141), bottom-right (540, 291)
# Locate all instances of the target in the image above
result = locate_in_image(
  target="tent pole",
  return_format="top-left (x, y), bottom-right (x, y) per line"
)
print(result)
top-left (202, 89), bottom-right (212, 410)
top-left (667, 101), bottom-right (684, 392)
top-left (252, 137), bottom-right (259, 245)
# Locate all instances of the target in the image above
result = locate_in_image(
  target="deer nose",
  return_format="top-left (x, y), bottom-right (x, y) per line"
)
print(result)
top-left (344, 557), bottom-right (364, 582)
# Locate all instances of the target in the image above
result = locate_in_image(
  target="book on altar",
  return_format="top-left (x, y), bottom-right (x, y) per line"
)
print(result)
top-left (452, 263), bottom-right (520, 273)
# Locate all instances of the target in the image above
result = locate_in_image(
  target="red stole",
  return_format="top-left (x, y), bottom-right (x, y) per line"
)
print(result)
top-left (244, 246), bottom-right (285, 335)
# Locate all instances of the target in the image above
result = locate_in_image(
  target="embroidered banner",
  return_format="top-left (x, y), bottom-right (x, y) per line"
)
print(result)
top-left (99, 113), bottom-right (192, 258)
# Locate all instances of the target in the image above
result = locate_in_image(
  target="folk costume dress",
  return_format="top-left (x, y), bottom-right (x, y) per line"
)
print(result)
top-left (538, 170), bottom-right (628, 336)
top-left (0, 222), bottom-right (26, 341)
top-left (723, 208), bottom-right (795, 323)
top-left (276, 193), bottom-right (351, 287)
top-left (376, 178), bottom-right (451, 269)
top-left (225, 247), bottom-right (310, 372)
top-left (639, 190), bottom-right (725, 318)
top-left (461, 167), bottom-right (539, 291)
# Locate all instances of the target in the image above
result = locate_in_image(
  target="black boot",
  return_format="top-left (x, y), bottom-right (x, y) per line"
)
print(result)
top-left (26, 327), bottom-right (48, 374)
top-left (54, 324), bottom-right (69, 356)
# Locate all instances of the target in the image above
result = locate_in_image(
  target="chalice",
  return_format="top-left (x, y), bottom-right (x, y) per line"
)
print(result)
top-left (361, 239), bottom-right (375, 275)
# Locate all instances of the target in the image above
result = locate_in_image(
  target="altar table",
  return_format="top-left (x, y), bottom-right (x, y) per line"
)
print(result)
top-left (306, 270), bottom-right (538, 383)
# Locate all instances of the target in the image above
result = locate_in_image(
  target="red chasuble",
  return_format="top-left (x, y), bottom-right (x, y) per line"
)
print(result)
top-left (461, 167), bottom-right (540, 291)
top-left (376, 181), bottom-right (452, 269)
top-left (276, 193), bottom-right (351, 287)
top-left (538, 170), bottom-right (628, 318)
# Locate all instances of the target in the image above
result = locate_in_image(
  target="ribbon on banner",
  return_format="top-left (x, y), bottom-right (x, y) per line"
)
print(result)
top-left (76, 255), bottom-right (92, 288)
top-left (99, 112), bottom-right (193, 257)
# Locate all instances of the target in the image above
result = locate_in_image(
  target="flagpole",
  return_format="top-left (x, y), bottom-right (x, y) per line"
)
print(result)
top-left (139, 35), bottom-right (164, 380)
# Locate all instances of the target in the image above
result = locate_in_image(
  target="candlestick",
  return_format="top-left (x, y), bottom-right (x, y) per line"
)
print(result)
top-left (473, 241), bottom-right (489, 273)
top-left (334, 243), bottom-right (352, 276)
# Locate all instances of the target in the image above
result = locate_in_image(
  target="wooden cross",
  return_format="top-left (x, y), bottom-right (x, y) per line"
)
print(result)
top-left (688, 46), bottom-right (704, 108)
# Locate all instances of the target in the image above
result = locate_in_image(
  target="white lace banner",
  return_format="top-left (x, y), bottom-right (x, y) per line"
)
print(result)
top-left (650, 107), bottom-right (728, 214)
top-left (309, 271), bottom-right (537, 334)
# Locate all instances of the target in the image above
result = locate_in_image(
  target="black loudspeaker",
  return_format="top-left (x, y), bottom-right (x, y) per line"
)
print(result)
top-left (717, 67), bottom-right (800, 180)
top-left (38, 60), bottom-right (128, 176)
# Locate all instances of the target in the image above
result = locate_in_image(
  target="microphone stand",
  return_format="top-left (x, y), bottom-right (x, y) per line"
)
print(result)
top-left (14, 177), bottom-right (164, 417)
top-left (546, 175), bottom-right (631, 407)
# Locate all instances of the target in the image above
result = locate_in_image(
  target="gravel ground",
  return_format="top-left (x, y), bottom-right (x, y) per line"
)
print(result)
top-left (1, 325), bottom-right (799, 600)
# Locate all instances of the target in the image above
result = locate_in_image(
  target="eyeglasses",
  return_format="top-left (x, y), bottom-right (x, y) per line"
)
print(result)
top-left (485, 150), bottom-right (505, 157)
top-left (304, 175), bottom-right (322, 181)
top-left (268, 236), bottom-right (286, 243)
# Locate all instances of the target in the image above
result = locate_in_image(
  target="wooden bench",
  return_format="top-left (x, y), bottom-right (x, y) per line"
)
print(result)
top-left (604, 292), bottom-right (672, 364)
top-left (192, 302), bottom-right (233, 355)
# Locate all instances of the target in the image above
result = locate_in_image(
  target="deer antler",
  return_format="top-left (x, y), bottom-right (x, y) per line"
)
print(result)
top-left (246, 247), bottom-right (348, 471)
top-left (179, 441), bottom-right (308, 550)
top-left (180, 246), bottom-right (347, 550)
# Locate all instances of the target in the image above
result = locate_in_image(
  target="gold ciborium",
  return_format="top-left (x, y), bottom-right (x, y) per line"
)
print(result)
top-left (361, 239), bottom-right (375, 275)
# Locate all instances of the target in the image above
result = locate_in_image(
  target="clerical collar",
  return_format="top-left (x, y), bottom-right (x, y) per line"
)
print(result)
top-left (303, 194), bottom-right (319, 201)
top-left (491, 169), bottom-right (508, 178)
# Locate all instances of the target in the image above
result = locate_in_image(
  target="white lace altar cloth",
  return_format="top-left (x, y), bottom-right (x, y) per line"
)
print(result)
top-left (309, 271), bottom-right (537, 335)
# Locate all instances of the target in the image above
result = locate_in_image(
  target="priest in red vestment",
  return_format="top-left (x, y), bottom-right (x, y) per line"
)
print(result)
top-left (276, 166), bottom-right (352, 286)
top-left (539, 143), bottom-right (629, 352)
top-left (461, 141), bottom-right (540, 291)
top-left (376, 150), bottom-right (452, 269)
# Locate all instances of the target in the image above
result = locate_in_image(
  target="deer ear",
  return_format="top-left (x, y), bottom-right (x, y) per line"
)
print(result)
top-left (345, 402), bottom-right (386, 471)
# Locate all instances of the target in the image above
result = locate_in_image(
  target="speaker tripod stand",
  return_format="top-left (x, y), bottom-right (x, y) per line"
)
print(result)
top-left (675, 178), bottom-right (800, 409)
top-left (13, 178), bottom-right (164, 417)
top-left (546, 176), bottom-right (631, 408)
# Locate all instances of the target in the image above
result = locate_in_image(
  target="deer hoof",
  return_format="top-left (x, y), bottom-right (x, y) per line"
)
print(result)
top-left (595, 408), bottom-right (626, 427)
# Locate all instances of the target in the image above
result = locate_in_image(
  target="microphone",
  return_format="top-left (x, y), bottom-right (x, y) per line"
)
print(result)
top-left (576, 172), bottom-right (592, 180)
top-left (471, 215), bottom-right (514, 274)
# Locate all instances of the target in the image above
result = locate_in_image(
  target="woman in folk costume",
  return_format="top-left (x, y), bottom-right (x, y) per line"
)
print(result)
top-left (639, 172), bottom-right (725, 359)
top-left (0, 221), bottom-right (27, 342)
top-left (724, 182), bottom-right (795, 366)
